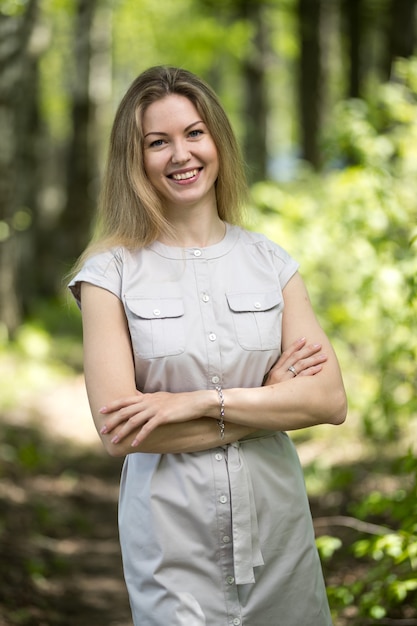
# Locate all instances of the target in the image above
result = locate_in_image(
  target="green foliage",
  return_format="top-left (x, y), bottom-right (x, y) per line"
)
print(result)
top-left (0, 297), bottom-right (83, 411)
top-left (0, 0), bottom-right (28, 17)
top-left (38, 0), bottom-right (76, 141)
top-left (111, 0), bottom-right (251, 140)
top-left (251, 58), bottom-right (417, 442)
top-left (315, 535), bottom-right (343, 560)
top-left (323, 451), bottom-right (417, 621)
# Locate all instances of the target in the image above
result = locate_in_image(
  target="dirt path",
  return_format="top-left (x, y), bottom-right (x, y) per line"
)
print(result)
top-left (0, 376), bottom-right (133, 626)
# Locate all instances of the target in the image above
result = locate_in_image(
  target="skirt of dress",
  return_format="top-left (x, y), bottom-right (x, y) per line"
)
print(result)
top-left (118, 431), bottom-right (333, 626)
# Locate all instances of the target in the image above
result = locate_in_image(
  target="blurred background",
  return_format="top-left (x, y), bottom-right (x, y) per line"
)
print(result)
top-left (0, 0), bottom-right (416, 624)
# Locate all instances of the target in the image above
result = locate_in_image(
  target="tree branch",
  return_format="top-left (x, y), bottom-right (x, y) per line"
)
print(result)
top-left (314, 515), bottom-right (392, 536)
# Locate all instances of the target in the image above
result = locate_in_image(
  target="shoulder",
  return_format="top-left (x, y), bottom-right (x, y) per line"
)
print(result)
top-left (232, 225), bottom-right (299, 280)
top-left (233, 225), bottom-right (294, 257)
top-left (68, 246), bottom-right (129, 306)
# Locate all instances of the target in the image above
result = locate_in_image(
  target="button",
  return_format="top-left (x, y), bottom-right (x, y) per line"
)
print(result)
top-left (222, 535), bottom-right (230, 543)
top-left (193, 249), bottom-right (202, 257)
top-left (209, 333), bottom-right (217, 341)
top-left (219, 495), bottom-right (227, 504)
top-left (211, 375), bottom-right (220, 384)
top-left (233, 619), bottom-right (241, 626)
top-left (202, 293), bottom-right (210, 302)
top-left (215, 453), bottom-right (223, 461)
top-left (254, 302), bottom-right (261, 309)
top-left (153, 309), bottom-right (161, 316)
top-left (226, 575), bottom-right (235, 585)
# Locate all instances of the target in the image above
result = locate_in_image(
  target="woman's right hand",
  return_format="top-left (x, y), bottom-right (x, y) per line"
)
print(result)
top-left (263, 337), bottom-right (327, 387)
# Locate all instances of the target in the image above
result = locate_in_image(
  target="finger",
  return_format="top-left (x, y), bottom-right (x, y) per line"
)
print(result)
top-left (268, 338), bottom-right (307, 376)
top-left (278, 340), bottom-right (322, 373)
top-left (296, 351), bottom-right (327, 372)
top-left (293, 343), bottom-right (323, 362)
top-left (99, 402), bottom-right (144, 434)
top-left (289, 353), bottom-right (327, 378)
top-left (297, 364), bottom-right (324, 378)
top-left (280, 337), bottom-right (307, 362)
top-left (109, 408), bottom-right (154, 443)
top-left (99, 393), bottom-right (143, 414)
top-left (130, 415), bottom-right (163, 447)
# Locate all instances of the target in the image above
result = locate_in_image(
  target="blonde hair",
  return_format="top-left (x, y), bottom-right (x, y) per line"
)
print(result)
top-left (72, 65), bottom-right (248, 272)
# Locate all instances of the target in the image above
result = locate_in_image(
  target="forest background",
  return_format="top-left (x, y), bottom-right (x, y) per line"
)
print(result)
top-left (0, 0), bottom-right (416, 624)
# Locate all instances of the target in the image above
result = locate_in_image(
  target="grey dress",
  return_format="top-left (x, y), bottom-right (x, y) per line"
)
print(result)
top-left (69, 224), bottom-right (333, 626)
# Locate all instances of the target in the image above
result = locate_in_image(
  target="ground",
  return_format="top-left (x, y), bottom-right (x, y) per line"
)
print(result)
top-left (0, 376), bottom-right (131, 626)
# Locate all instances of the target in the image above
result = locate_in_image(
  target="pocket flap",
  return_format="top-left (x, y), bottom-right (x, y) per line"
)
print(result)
top-left (226, 291), bottom-right (282, 313)
top-left (125, 296), bottom-right (184, 319)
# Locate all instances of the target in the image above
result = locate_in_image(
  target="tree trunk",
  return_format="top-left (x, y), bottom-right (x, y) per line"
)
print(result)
top-left (386, 0), bottom-right (416, 78)
top-left (298, 0), bottom-right (323, 169)
top-left (0, 0), bottom-right (40, 336)
top-left (240, 0), bottom-right (270, 182)
top-left (343, 0), bottom-right (363, 97)
top-left (57, 0), bottom-right (98, 270)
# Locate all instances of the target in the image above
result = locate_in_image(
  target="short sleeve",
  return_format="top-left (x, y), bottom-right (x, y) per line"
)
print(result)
top-left (270, 243), bottom-right (299, 290)
top-left (68, 248), bottom-right (123, 308)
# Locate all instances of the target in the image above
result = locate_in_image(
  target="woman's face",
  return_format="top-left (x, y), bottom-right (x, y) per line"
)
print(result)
top-left (142, 94), bottom-right (219, 215)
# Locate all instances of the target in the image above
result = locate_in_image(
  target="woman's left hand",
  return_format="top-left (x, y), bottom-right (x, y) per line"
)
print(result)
top-left (263, 337), bottom-right (327, 386)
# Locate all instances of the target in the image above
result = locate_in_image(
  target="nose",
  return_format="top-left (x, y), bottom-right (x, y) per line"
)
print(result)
top-left (171, 140), bottom-right (190, 164)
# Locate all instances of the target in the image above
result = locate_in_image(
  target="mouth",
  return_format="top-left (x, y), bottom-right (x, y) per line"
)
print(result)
top-left (168, 168), bottom-right (202, 182)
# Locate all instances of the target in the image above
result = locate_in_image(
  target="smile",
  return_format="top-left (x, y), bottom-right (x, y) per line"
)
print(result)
top-left (170, 168), bottom-right (201, 181)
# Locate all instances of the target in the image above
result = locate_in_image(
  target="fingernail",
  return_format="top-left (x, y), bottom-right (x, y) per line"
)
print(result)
top-left (100, 425), bottom-right (108, 434)
top-left (111, 435), bottom-right (119, 444)
top-left (298, 337), bottom-right (306, 343)
top-left (131, 440), bottom-right (138, 448)
top-left (99, 406), bottom-right (107, 413)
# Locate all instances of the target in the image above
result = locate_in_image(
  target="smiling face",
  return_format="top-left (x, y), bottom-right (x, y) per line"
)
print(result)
top-left (142, 94), bottom-right (219, 216)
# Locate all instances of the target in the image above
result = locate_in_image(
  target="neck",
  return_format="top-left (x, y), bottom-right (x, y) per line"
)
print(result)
top-left (159, 211), bottom-right (226, 248)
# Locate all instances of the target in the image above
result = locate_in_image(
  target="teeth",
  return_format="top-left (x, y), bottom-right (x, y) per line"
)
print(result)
top-left (171, 169), bottom-right (199, 181)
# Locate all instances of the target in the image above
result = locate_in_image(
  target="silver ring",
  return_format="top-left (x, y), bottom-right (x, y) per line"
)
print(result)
top-left (288, 365), bottom-right (298, 377)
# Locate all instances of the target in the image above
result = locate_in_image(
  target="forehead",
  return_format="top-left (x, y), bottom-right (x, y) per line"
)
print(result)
top-left (142, 94), bottom-right (201, 132)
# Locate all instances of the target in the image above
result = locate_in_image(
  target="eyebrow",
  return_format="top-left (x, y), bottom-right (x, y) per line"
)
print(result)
top-left (144, 120), bottom-right (205, 138)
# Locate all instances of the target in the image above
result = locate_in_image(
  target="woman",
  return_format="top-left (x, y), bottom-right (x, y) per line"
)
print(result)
top-left (69, 65), bottom-right (347, 626)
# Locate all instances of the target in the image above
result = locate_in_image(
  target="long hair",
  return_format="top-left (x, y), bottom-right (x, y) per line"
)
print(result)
top-left (71, 66), bottom-right (248, 273)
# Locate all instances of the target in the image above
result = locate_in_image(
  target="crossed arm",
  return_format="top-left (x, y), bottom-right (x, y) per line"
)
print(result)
top-left (80, 272), bottom-right (347, 457)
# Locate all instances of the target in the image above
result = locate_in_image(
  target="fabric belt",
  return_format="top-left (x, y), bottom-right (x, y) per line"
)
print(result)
top-left (226, 432), bottom-right (276, 585)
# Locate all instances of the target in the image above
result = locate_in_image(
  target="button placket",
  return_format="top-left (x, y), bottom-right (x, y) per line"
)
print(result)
top-left (194, 255), bottom-right (242, 621)
top-left (192, 260), bottom-right (222, 388)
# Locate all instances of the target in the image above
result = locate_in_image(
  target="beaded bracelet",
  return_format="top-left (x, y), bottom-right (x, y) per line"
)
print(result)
top-left (215, 386), bottom-right (225, 440)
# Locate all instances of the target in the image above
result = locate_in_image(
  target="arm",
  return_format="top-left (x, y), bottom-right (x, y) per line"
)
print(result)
top-left (207, 272), bottom-right (347, 430)
top-left (80, 282), bottom-right (255, 456)
top-left (101, 272), bottom-right (345, 448)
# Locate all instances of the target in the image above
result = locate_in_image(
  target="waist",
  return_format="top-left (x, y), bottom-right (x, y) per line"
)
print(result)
top-left (239, 429), bottom-right (280, 442)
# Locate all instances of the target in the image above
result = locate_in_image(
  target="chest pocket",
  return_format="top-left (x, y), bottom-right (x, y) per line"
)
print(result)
top-left (124, 289), bottom-right (185, 359)
top-left (226, 290), bottom-right (283, 350)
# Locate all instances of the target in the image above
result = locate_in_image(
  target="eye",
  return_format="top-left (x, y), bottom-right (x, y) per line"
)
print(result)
top-left (149, 138), bottom-right (165, 148)
top-left (188, 129), bottom-right (204, 138)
